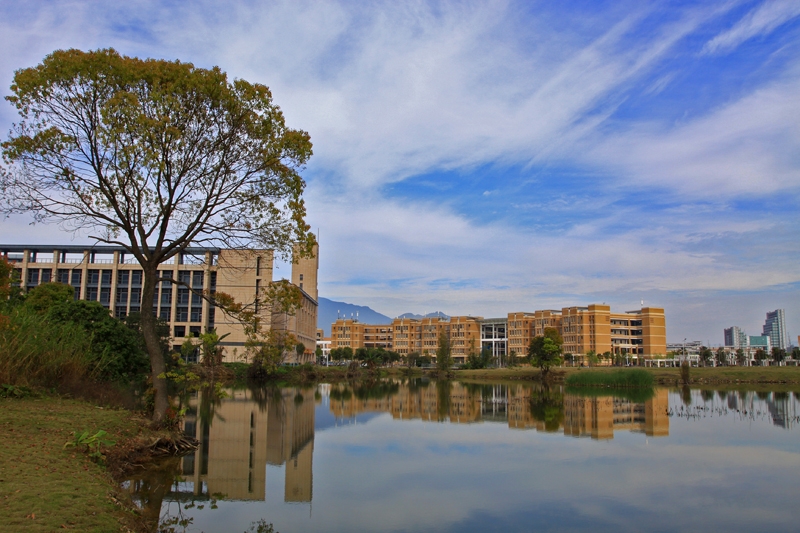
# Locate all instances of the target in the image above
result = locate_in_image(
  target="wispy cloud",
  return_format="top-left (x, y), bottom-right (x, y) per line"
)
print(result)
top-left (704, 0), bottom-right (800, 54)
top-left (1, 0), bottom-right (799, 340)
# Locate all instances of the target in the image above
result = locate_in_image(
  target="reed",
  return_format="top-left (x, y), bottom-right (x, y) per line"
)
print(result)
top-left (564, 385), bottom-right (656, 403)
top-left (0, 307), bottom-right (95, 387)
top-left (565, 368), bottom-right (654, 389)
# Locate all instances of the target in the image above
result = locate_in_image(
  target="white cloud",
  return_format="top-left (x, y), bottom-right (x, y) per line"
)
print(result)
top-left (583, 67), bottom-right (800, 196)
top-left (704, 0), bottom-right (800, 54)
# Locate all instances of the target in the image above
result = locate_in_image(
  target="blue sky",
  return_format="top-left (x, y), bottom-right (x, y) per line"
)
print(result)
top-left (1, 0), bottom-right (799, 343)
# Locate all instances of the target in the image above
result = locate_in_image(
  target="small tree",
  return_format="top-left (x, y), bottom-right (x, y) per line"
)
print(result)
top-left (754, 348), bottom-right (767, 364)
top-left (507, 350), bottom-right (519, 367)
top-left (715, 347), bottom-right (727, 366)
top-left (585, 350), bottom-right (599, 367)
top-left (772, 347), bottom-right (786, 363)
top-left (405, 351), bottom-right (420, 370)
top-left (699, 346), bottom-right (713, 367)
top-left (436, 330), bottom-right (452, 373)
top-left (736, 348), bottom-right (746, 366)
top-left (528, 336), bottom-right (562, 382)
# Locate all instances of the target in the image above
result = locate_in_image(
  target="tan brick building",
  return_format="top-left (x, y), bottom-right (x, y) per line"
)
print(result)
top-left (329, 305), bottom-right (666, 364)
top-left (2, 244), bottom-right (319, 363)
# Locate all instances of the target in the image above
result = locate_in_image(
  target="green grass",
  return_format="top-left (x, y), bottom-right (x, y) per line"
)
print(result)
top-left (0, 395), bottom-right (147, 532)
top-left (565, 368), bottom-right (655, 388)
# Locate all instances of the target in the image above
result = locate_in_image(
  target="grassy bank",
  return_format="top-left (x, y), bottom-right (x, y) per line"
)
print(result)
top-left (0, 394), bottom-right (156, 532)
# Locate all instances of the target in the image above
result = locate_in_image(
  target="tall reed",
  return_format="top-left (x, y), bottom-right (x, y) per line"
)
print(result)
top-left (0, 307), bottom-right (95, 386)
top-left (565, 368), bottom-right (654, 388)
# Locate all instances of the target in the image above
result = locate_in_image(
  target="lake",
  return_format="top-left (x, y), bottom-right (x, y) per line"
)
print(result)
top-left (127, 379), bottom-right (800, 533)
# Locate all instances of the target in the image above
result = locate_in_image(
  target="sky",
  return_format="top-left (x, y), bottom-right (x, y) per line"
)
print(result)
top-left (0, 0), bottom-right (799, 344)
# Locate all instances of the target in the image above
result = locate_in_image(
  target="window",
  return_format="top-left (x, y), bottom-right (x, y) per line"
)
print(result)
top-left (117, 271), bottom-right (129, 286)
top-left (159, 307), bottom-right (171, 321)
top-left (57, 269), bottom-right (69, 283)
top-left (87, 269), bottom-right (99, 285)
top-left (114, 306), bottom-right (127, 319)
top-left (27, 269), bottom-right (39, 284)
top-left (131, 270), bottom-right (142, 285)
top-left (189, 326), bottom-right (201, 337)
top-left (41, 269), bottom-right (52, 283)
top-left (190, 307), bottom-right (202, 323)
top-left (86, 287), bottom-right (98, 301)
top-left (175, 307), bottom-right (188, 321)
top-left (101, 270), bottom-right (112, 285)
top-left (177, 288), bottom-right (189, 305)
top-left (299, 273), bottom-right (304, 281)
top-left (174, 325), bottom-right (186, 338)
top-left (116, 288), bottom-right (128, 304)
top-left (129, 288), bottom-right (141, 305)
top-left (70, 270), bottom-right (82, 286)
top-left (192, 271), bottom-right (204, 288)
top-left (100, 287), bottom-right (111, 305)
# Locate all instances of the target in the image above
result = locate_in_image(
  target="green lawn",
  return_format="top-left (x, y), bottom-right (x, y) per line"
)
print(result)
top-left (0, 396), bottom-right (147, 532)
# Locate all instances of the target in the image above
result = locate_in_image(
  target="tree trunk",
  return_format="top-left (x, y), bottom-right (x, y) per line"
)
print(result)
top-left (141, 266), bottom-right (169, 423)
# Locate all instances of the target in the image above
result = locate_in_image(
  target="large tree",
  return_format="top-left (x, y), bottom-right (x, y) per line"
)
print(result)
top-left (1, 49), bottom-right (315, 422)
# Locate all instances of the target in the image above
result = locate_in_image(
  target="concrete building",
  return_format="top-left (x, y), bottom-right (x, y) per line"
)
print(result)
top-left (1, 244), bottom-right (318, 363)
top-left (724, 326), bottom-right (748, 349)
top-left (748, 335), bottom-right (771, 353)
top-left (763, 309), bottom-right (788, 351)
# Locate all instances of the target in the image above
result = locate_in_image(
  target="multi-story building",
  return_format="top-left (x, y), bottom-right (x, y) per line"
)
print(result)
top-left (724, 326), bottom-right (748, 349)
top-left (507, 312), bottom-right (536, 357)
top-left (763, 309), bottom-right (788, 351)
top-left (1, 244), bottom-right (318, 363)
top-left (329, 305), bottom-right (666, 363)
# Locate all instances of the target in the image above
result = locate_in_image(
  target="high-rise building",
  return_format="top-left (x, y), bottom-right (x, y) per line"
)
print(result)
top-left (724, 326), bottom-right (748, 349)
top-left (762, 309), bottom-right (788, 351)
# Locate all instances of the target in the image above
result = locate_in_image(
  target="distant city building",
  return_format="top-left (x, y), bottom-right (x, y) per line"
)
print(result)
top-left (724, 326), bottom-right (748, 349)
top-left (748, 335), bottom-right (771, 352)
top-left (762, 309), bottom-right (788, 350)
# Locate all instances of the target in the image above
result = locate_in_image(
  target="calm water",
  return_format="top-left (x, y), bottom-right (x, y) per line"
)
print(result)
top-left (127, 380), bottom-right (800, 533)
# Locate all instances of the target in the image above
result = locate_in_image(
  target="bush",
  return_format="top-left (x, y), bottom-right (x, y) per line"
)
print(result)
top-left (47, 300), bottom-right (150, 381)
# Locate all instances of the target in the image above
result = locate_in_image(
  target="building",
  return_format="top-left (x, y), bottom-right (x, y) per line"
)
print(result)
top-left (748, 335), bottom-right (771, 353)
top-left (1, 244), bottom-right (318, 363)
top-left (763, 309), bottom-right (788, 351)
top-left (724, 326), bottom-right (748, 349)
top-left (329, 305), bottom-right (666, 363)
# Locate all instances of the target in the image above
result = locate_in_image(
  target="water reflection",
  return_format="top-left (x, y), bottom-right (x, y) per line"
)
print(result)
top-left (329, 380), bottom-right (669, 439)
top-left (179, 387), bottom-right (316, 503)
top-left (129, 381), bottom-right (800, 533)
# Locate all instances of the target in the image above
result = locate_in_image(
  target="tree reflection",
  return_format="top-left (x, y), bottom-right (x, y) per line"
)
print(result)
top-left (528, 385), bottom-right (564, 432)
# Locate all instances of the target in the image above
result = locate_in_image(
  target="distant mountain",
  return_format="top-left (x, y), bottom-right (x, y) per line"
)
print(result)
top-left (397, 311), bottom-right (450, 320)
top-left (318, 297), bottom-right (392, 337)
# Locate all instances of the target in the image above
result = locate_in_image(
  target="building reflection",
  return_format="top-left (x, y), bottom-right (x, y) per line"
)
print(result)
top-left (329, 380), bottom-right (670, 439)
top-left (178, 386), bottom-right (316, 503)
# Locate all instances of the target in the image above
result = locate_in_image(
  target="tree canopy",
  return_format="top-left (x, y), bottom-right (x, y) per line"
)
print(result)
top-left (1, 49), bottom-right (315, 421)
top-left (528, 327), bottom-right (563, 382)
